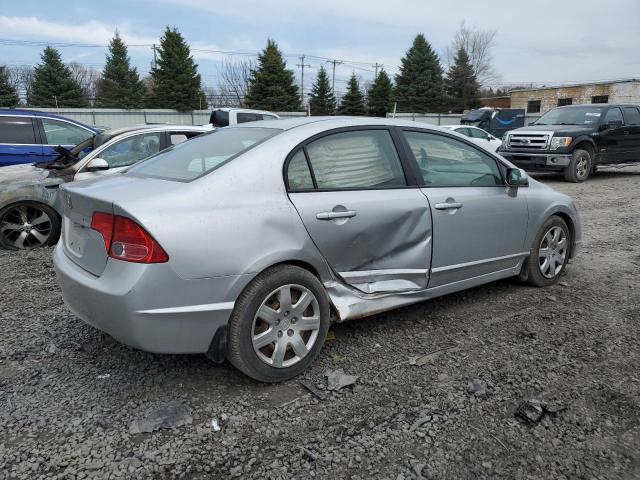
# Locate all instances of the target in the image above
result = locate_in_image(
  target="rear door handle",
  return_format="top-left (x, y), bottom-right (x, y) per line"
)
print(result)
top-left (316, 210), bottom-right (357, 220)
top-left (434, 202), bottom-right (463, 210)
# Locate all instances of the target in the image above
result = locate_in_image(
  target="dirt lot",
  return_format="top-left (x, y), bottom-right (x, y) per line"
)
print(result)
top-left (1, 166), bottom-right (639, 480)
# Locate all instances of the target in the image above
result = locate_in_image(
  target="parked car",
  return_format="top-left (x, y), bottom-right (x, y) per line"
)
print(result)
top-left (209, 108), bottom-right (279, 127)
top-left (460, 108), bottom-right (525, 139)
top-left (53, 117), bottom-right (581, 382)
top-left (442, 125), bottom-right (502, 152)
top-left (0, 109), bottom-right (99, 167)
top-left (498, 104), bottom-right (640, 182)
top-left (0, 124), bottom-right (211, 249)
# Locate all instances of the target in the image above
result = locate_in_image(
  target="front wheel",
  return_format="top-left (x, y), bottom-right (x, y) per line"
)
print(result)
top-left (563, 149), bottom-right (591, 183)
top-left (525, 216), bottom-right (571, 287)
top-left (226, 265), bottom-right (330, 382)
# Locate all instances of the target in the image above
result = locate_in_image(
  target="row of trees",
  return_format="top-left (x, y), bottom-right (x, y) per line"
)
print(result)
top-left (0, 26), bottom-right (495, 114)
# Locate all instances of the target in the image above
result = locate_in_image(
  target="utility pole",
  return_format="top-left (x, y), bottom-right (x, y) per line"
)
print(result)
top-left (373, 63), bottom-right (382, 77)
top-left (326, 59), bottom-right (343, 92)
top-left (296, 55), bottom-right (311, 105)
top-left (152, 44), bottom-right (158, 69)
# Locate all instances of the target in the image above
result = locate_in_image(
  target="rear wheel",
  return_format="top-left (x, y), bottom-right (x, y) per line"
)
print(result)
top-left (563, 149), bottom-right (591, 183)
top-left (525, 216), bottom-right (570, 287)
top-left (0, 202), bottom-right (60, 250)
top-left (226, 265), bottom-right (330, 382)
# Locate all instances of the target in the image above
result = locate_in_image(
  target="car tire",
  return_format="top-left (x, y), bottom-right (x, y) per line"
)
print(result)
top-left (226, 265), bottom-right (330, 383)
top-left (0, 201), bottom-right (61, 250)
top-left (525, 216), bottom-right (571, 287)
top-left (563, 149), bottom-right (591, 183)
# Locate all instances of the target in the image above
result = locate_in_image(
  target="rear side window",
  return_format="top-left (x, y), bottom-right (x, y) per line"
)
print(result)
top-left (623, 107), bottom-right (640, 125)
top-left (301, 130), bottom-right (406, 190)
top-left (42, 118), bottom-right (93, 145)
top-left (603, 108), bottom-right (624, 124)
top-left (468, 128), bottom-right (489, 139)
top-left (0, 116), bottom-right (37, 144)
top-left (403, 130), bottom-right (502, 187)
top-left (237, 112), bottom-right (260, 123)
top-left (128, 127), bottom-right (280, 181)
top-left (287, 150), bottom-right (314, 190)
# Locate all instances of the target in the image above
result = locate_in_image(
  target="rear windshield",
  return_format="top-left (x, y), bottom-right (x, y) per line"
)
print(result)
top-left (127, 127), bottom-right (280, 181)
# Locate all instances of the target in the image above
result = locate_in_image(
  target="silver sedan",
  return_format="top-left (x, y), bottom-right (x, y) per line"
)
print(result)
top-left (53, 117), bottom-right (582, 382)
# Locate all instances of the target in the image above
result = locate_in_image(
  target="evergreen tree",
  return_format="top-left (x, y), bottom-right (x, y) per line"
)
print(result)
top-left (95, 33), bottom-right (145, 108)
top-left (0, 66), bottom-right (19, 107)
top-left (445, 47), bottom-right (481, 113)
top-left (147, 27), bottom-right (205, 111)
top-left (308, 66), bottom-right (336, 115)
top-left (244, 39), bottom-right (301, 111)
top-left (337, 74), bottom-right (366, 116)
top-left (393, 34), bottom-right (445, 112)
top-left (29, 47), bottom-right (88, 107)
top-left (367, 69), bottom-right (393, 117)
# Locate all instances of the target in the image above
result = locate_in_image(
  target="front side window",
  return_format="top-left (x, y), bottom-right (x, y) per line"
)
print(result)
top-left (97, 132), bottom-right (162, 168)
top-left (0, 116), bottom-right (36, 144)
top-left (303, 130), bottom-right (406, 189)
top-left (403, 130), bottom-right (502, 187)
top-left (41, 118), bottom-right (93, 145)
top-left (128, 127), bottom-right (279, 181)
top-left (455, 127), bottom-right (472, 137)
top-left (603, 108), bottom-right (624, 124)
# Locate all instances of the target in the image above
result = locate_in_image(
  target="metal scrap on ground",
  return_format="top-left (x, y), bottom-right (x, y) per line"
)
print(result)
top-left (129, 402), bottom-right (193, 434)
top-left (325, 368), bottom-right (358, 391)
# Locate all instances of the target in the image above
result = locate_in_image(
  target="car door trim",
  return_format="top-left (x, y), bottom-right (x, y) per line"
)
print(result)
top-left (431, 252), bottom-right (529, 273)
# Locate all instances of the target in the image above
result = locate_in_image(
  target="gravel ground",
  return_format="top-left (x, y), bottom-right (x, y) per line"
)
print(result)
top-left (1, 166), bottom-right (639, 480)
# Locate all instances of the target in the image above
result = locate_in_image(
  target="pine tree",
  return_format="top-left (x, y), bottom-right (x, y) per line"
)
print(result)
top-left (0, 66), bottom-right (19, 107)
top-left (308, 66), bottom-right (336, 115)
top-left (393, 34), bottom-right (445, 113)
top-left (147, 27), bottom-right (205, 111)
top-left (244, 39), bottom-right (301, 111)
top-left (29, 47), bottom-right (88, 107)
top-left (367, 69), bottom-right (393, 117)
top-left (95, 33), bottom-right (145, 109)
top-left (445, 47), bottom-right (481, 113)
top-left (337, 74), bottom-right (366, 116)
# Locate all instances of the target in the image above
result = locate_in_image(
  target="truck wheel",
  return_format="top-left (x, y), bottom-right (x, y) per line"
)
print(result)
top-left (226, 265), bottom-right (330, 383)
top-left (563, 149), bottom-right (591, 183)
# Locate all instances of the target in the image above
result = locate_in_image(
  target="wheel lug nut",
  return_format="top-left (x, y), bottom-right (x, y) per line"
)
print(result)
top-left (284, 311), bottom-right (289, 317)
top-left (287, 329), bottom-right (294, 337)
top-left (291, 317), bottom-right (297, 324)
top-left (275, 319), bottom-right (280, 326)
top-left (277, 331), bottom-right (283, 337)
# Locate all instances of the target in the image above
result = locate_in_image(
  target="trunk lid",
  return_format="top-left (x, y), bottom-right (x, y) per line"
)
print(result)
top-left (59, 175), bottom-right (180, 276)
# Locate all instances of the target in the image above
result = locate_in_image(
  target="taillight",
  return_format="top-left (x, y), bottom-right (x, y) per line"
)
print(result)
top-left (90, 212), bottom-right (168, 263)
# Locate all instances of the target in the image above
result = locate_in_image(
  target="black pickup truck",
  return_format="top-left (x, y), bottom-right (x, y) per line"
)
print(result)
top-left (497, 104), bottom-right (640, 182)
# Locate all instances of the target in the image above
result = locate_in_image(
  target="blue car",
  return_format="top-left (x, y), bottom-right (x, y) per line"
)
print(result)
top-left (0, 110), bottom-right (98, 167)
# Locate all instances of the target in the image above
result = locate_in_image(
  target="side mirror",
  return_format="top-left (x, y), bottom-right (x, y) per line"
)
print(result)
top-left (85, 157), bottom-right (109, 172)
top-left (506, 167), bottom-right (528, 187)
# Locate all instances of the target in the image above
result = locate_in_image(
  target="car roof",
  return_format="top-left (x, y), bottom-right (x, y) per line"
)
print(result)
top-left (0, 108), bottom-right (98, 130)
top-left (212, 107), bottom-right (279, 115)
top-left (555, 103), bottom-right (639, 109)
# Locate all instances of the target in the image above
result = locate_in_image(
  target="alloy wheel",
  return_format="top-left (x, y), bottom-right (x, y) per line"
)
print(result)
top-left (538, 226), bottom-right (567, 279)
top-left (251, 284), bottom-right (321, 368)
top-left (575, 155), bottom-right (589, 179)
top-left (0, 204), bottom-right (53, 249)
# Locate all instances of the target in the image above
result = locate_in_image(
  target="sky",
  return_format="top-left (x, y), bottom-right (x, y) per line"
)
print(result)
top-left (0, 0), bottom-right (639, 97)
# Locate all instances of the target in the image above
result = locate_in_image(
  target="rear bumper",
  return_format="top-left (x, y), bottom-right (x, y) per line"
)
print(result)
top-left (500, 151), bottom-right (572, 170)
top-left (53, 244), bottom-right (249, 354)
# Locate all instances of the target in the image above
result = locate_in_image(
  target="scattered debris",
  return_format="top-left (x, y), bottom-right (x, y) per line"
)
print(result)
top-left (96, 374), bottom-right (111, 379)
top-left (129, 402), bottom-right (193, 434)
top-left (210, 419), bottom-right (221, 432)
top-left (409, 345), bottom-right (460, 366)
top-left (300, 446), bottom-right (318, 462)
top-left (410, 415), bottom-right (432, 431)
top-left (559, 281), bottom-right (570, 287)
top-left (44, 326), bottom-right (57, 338)
top-left (547, 295), bottom-right (557, 302)
top-left (515, 399), bottom-right (544, 424)
top-left (325, 331), bottom-right (336, 341)
top-left (325, 368), bottom-right (358, 391)
top-left (278, 397), bottom-right (301, 408)
top-left (300, 380), bottom-right (327, 401)
top-left (467, 379), bottom-right (486, 396)
top-left (47, 343), bottom-right (58, 354)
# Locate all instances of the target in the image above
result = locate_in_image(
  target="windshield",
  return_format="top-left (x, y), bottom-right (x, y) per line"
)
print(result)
top-left (462, 110), bottom-right (489, 121)
top-left (535, 106), bottom-right (603, 126)
top-left (127, 127), bottom-right (280, 181)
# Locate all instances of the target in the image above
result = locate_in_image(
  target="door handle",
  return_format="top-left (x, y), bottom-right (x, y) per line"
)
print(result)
top-left (623, 130), bottom-right (630, 135)
top-left (434, 202), bottom-right (463, 210)
top-left (316, 210), bottom-right (357, 220)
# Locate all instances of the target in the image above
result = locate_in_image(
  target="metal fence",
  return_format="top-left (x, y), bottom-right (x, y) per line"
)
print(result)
top-left (16, 108), bottom-right (308, 129)
top-left (386, 112), bottom-right (542, 126)
top-left (14, 108), bottom-right (542, 129)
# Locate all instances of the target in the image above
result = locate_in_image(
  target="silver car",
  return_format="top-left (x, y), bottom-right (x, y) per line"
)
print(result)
top-left (0, 125), bottom-right (211, 249)
top-left (53, 117), bottom-right (581, 382)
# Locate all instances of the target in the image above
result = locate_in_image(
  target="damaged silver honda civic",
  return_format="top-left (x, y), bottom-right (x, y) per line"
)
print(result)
top-left (53, 117), bottom-right (581, 382)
